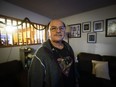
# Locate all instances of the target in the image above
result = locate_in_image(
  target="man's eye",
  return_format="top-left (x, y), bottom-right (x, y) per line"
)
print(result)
top-left (59, 27), bottom-right (65, 30)
top-left (59, 27), bottom-right (64, 30)
top-left (50, 26), bottom-right (65, 31)
top-left (51, 27), bottom-right (56, 30)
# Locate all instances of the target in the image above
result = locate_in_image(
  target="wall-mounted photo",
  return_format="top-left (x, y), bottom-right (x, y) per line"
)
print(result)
top-left (93, 20), bottom-right (104, 32)
top-left (87, 32), bottom-right (97, 43)
top-left (82, 21), bottom-right (91, 33)
top-left (68, 23), bottom-right (81, 38)
top-left (106, 17), bottom-right (116, 37)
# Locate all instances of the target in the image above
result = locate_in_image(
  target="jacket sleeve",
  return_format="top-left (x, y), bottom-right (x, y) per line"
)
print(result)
top-left (28, 56), bottom-right (45, 87)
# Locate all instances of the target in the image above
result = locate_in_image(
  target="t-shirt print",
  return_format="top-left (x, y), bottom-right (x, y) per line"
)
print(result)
top-left (57, 56), bottom-right (73, 76)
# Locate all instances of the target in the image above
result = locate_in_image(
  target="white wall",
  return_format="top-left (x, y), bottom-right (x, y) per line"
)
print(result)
top-left (61, 4), bottom-right (116, 57)
top-left (0, 45), bottom-right (40, 63)
top-left (0, 0), bottom-right (51, 24)
top-left (0, 1), bottom-right (51, 63)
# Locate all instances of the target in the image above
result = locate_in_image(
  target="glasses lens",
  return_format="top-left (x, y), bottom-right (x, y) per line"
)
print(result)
top-left (50, 26), bottom-right (65, 31)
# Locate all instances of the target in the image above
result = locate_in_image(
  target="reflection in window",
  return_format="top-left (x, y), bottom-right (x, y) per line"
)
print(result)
top-left (0, 15), bottom-right (46, 47)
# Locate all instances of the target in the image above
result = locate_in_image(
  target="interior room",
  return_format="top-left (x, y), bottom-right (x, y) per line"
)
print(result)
top-left (0, 0), bottom-right (116, 87)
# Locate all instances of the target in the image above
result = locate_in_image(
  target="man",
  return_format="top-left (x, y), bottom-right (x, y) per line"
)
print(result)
top-left (28, 19), bottom-right (76, 87)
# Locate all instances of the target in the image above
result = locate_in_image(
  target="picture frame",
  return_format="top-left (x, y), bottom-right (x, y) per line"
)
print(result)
top-left (106, 17), bottom-right (116, 37)
top-left (87, 32), bottom-right (97, 43)
top-left (93, 20), bottom-right (104, 32)
top-left (68, 23), bottom-right (81, 38)
top-left (82, 21), bottom-right (91, 33)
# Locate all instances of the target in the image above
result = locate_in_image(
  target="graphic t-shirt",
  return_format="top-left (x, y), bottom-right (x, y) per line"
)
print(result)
top-left (52, 45), bottom-right (73, 77)
top-left (50, 42), bottom-right (75, 87)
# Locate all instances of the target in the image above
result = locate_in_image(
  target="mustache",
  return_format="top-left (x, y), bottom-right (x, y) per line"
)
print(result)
top-left (54, 33), bottom-right (62, 36)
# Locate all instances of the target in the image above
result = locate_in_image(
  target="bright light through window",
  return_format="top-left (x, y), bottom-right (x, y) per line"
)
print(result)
top-left (0, 15), bottom-right (46, 47)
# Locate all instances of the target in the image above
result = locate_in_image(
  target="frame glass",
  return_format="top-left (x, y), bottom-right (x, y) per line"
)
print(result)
top-left (87, 32), bottom-right (97, 43)
top-left (93, 20), bottom-right (104, 32)
top-left (68, 23), bottom-right (81, 38)
top-left (82, 21), bottom-right (91, 33)
top-left (106, 17), bottom-right (116, 37)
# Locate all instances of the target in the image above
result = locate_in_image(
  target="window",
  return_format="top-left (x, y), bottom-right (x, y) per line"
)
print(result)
top-left (0, 15), bottom-right (46, 47)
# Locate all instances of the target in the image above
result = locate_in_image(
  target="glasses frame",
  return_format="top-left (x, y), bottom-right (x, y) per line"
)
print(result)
top-left (50, 26), bottom-right (66, 32)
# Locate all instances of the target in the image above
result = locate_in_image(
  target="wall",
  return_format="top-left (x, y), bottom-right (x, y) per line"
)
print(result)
top-left (0, 1), bottom-right (51, 63)
top-left (61, 4), bottom-right (116, 57)
top-left (0, 1), bottom-right (51, 24)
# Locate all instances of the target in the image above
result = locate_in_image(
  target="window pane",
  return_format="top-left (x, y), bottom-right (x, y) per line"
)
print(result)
top-left (0, 15), bottom-right (46, 47)
top-left (6, 19), bottom-right (11, 25)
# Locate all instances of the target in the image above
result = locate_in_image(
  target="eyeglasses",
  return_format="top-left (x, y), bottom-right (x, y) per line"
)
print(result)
top-left (50, 26), bottom-right (65, 32)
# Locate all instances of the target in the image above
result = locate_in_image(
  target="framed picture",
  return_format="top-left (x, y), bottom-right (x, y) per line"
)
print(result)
top-left (93, 20), bottom-right (104, 32)
top-left (68, 23), bottom-right (81, 38)
top-left (87, 32), bottom-right (97, 43)
top-left (82, 21), bottom-right (91, 33)
top-left (106, 17), bottom-right (116, 37)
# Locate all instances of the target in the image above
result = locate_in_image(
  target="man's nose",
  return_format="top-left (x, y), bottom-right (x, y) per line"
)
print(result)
top-left (56, 28), bottom-right (61, 32)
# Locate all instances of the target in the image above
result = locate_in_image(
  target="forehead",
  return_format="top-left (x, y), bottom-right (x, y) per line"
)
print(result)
top-left (49, 20), bottom-right (64, 27)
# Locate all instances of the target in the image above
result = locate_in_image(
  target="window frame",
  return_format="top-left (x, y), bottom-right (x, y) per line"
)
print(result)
top-left (0, 15), bottom-right (46, 47)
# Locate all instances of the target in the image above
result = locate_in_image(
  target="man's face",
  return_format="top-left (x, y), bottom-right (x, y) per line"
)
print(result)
top-left (48, 20), bottom-right (66, 42)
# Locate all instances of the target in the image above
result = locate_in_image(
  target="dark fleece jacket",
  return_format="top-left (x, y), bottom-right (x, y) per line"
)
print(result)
top-left (28, 39), bottom-right (76, 87)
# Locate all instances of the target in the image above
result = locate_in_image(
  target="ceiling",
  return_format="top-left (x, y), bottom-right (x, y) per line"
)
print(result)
top-left (3, 0), bottom-right (116, 19)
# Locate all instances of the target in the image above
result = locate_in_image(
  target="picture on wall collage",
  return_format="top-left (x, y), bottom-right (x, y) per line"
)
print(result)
top-left (68, 17), bottom-right (116, 43)
top-left (68, 24), bottom-right (81, 38)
